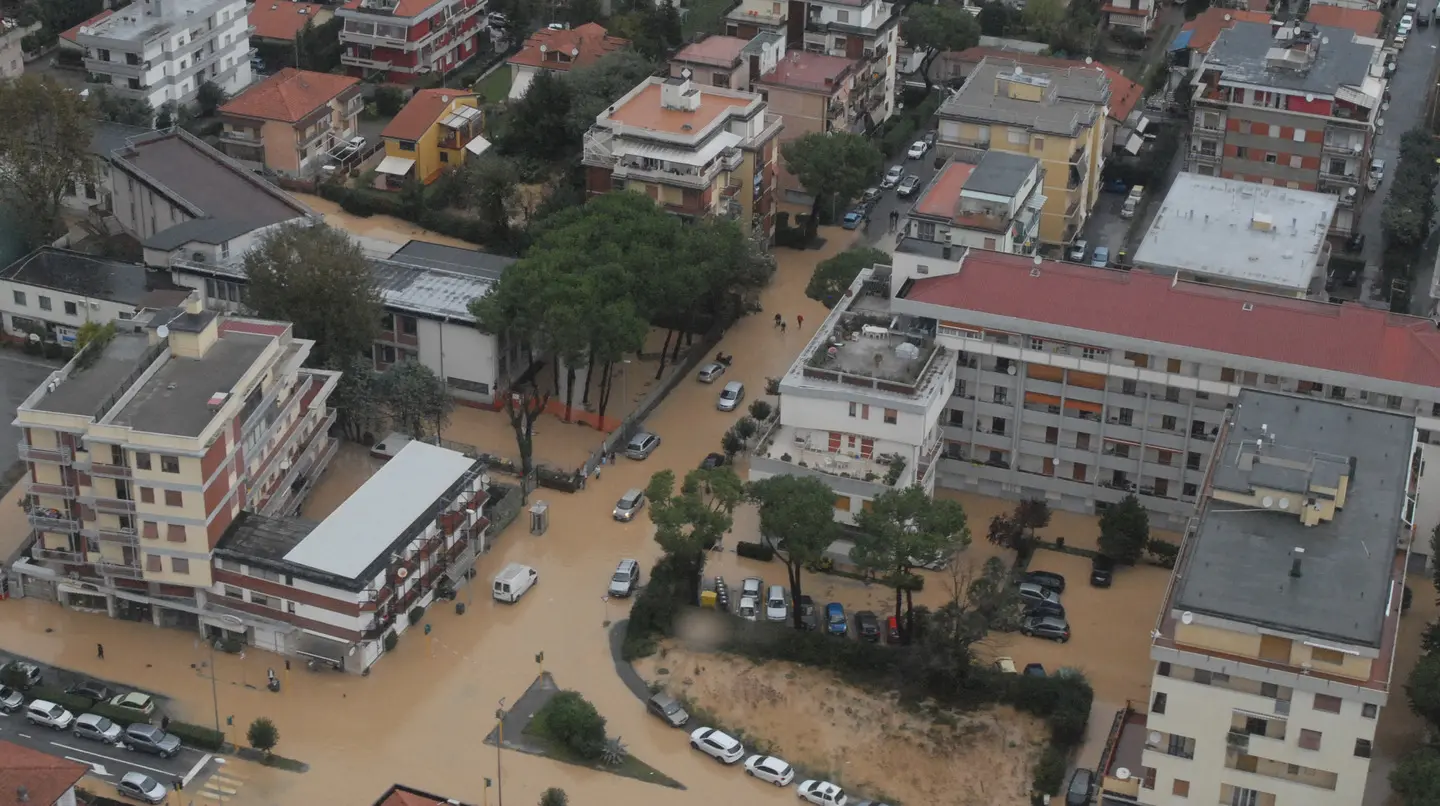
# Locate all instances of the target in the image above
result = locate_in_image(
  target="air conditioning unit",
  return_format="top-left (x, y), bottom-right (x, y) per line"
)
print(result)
top-left (192, 251), bottom-right (206, 262)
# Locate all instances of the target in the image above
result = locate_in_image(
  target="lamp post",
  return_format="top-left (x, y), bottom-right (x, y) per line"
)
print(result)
top-left (204, 614), bottom-right (245, 733)
top-left (495, 698), bottom-right (507, 806)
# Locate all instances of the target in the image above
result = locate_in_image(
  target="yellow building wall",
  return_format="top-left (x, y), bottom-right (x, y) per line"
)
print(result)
top-left (260, 118), bottom-right (302, 175)
top-left (385, 96), bottom-right (483, 185)
top-left (1175, 622), bottom-right (1376, 680)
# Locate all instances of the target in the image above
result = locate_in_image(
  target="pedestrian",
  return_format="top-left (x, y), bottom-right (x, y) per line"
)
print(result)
top-left (780, 321), bottom-right (787, 334)
top-left (773, 313), bottom-right (782, 328)
top-left (796, 314), bottom-right (804, 329)
top-left (96, 643), bottom-right (104, 660)
top-left (161, 715), bottom-right (170, 731)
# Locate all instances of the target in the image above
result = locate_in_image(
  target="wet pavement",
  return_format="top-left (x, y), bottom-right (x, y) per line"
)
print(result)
top-left (859, 151), bottom-right (946, 248)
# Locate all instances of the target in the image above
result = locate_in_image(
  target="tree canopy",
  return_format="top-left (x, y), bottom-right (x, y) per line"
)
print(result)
top-left (1097, 494), bottom-right (1150, 564)
top-left (498, 70), bottom-right (575, 162)
top-left (806, 246), bottom-right (890, 308)
top-left (1393, 745), bottom-right (1440, 806)
top-left (0, 75), bottom-right (96, 249)
top-left (379, 360), bottom-right (453, 442)
top-left (748, 475), bottom-right (839, 629)
top-left (901, 5), bottom-right (981, 87)
top-left (781, 131), bottom-right (884, 227)
top-left (852, 486), bottom-right (971, 642)
top-left (646, 466), bottom-right (744, 602)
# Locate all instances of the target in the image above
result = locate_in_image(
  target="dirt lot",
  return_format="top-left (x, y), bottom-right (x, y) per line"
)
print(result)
top-left (635, 642), bottom-right (1047, 806)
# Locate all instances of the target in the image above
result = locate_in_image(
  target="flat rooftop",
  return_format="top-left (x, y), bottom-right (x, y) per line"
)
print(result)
top-left (26, 331), bottom-right (160, 419)
top-left (375, 241), bottom-right (516, 320)
top-left (940, 57), bottom-right (1108, 137)
top-left (282, 441), bottom-right (479, 580)
top-left (912, 162), bottom-right (976, 220)
top-left (725, 0), bottom-right (786, 24)
top-left (758, 51), bottom-right (856, 93)
top-left (604, 78), bottom-right (761, 137)
top-left (79, 0), bottom-right (223, 42)
top-left (673, 35), bottom-right (748, 68)
top-left (1207, 22), bottom-right (1372, 96)
top-left (1134, 174), bottom-right (1336, 291)
top-left (110, 330), bottom-right (273, 438)
top-left (0, 248), bottom-right (190, 308)
top-left (1177, 390), bottom-right (1411, 647)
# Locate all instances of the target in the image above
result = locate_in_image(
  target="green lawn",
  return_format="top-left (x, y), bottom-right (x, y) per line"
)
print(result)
top-left (473, 67), bottom-right (514, 104)
top-left (521, 723), bottom-right (684, 789)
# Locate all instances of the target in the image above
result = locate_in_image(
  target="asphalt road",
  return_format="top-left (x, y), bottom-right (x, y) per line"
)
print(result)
top-left (0, 351), bottom-right (61, 471)
top-left (0, 708), bottom-right (212, 790)
top-left (858, 147), bottom-right (946, 247)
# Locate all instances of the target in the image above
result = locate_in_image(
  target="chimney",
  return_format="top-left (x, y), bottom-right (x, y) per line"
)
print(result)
top-left (1289, 546), bottom-right (1305, 578)
top-left (942, 229), bottom-right (953, 260)
top-left (661, 72), bottom-right (701, 112)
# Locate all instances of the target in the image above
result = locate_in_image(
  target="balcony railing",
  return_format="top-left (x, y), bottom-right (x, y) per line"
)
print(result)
top-left (1323, 139), bottom-right (1363, 157)
top-left (33, 546), bottom-right (85, 563)
top-left (28, 512), bottom-right (79, 533)
top-left (82, 525), bottom-right (139, 545)
top-left (18, 441), bottom-right (72, 464)
top-left (84, 461), bottom-right (132, 479)
top-left (1319, 165), bottom-right (1359, 182)
top-left (28, 481), bottom-right (75, 498)
top-left (218, 128), bottom-right (262, 146)
top-left (341, 54), bottom-right (394, 70)
top-left (97, 561), bottom-right (144, 579)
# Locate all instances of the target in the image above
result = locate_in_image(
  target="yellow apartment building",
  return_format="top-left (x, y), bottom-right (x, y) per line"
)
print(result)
top-left (376, 89), bottom-right (487, 188)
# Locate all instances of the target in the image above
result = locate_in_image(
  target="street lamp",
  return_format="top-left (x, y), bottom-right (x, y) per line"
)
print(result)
top-left (495, 697), bottom-right (507, 806)
top-left (203, 614), bottom-right (244, 733)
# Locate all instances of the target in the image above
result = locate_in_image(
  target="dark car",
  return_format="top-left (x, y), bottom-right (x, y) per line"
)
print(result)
top-left (1023, 663), bottom-right (1047, 678)
top-left (700, 452), bottom-right (726, 469)
top-left (67, 681), bottom-right (114, 703)
top-left (1, 661), bottom-right (41, 689)
top-left (797, 595), bottom-right (819, 631)
top-left (1346, 232), bottom-right (1366, 253)
top-left (122, 723), bottom-right (182, 758)
top-left (897, 174), bottom-right (922, 197)
top-left (855, 611), bottom-right (881, 642)
top-left (1021, 615), bottom-right (1071, 643)
top-left (1102, 178), bottom-right (1129, 193)
top-left (1025, 600), bottom-right (1066, 620)
top-left (1091, 555), bottom-right (1115, 588)
top-left (646, 692), bottom-right (690, 727)
top-left (1066, 768), bottom-right (1096, 806)
top-left (1022, 570), bottom-right (1066, 594)
top-left (825, 602), bottom-right (848, 636)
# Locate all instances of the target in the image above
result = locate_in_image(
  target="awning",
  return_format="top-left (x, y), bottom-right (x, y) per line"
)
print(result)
top-left (1064, 399), bottom-right (1102, 414)
top-left (1135, 116), bottom-right (1153, 135)
top-left (618, 131), bottom-right (741, 167)
top-left (375, 155), bottom-right (416, 176)
top-left (1169, 29), bottom-right (1194, 51)
top-left (1124, 134), bottom-right (1144, 155)
top-left (1025, 392), bottom-right (1062, 407)
top-left (295, 630), bottom-right (351, 667)
top-left (464, 136), bottom-right (492, 156)
top-left (439, 105), bottom-right (481, 129)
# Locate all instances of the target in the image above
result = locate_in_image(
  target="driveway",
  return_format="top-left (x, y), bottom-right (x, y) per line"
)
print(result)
top-left (860, 148), bottom-right (946, 246)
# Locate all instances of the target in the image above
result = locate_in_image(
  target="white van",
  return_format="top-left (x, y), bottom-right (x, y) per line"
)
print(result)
top-left (493, 563), bottom-right (538, 603)
top-left (25, 699), bottom-right (74, 730)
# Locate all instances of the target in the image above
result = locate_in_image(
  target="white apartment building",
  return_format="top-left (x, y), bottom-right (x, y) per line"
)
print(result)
top-left (749, 267), bottom-right (955, 523)
top-left (0, 249), bottom-right (191, 348)
top-left (1136, 389), bottom-right (1410, 806)
top-left (760, 242), bottom-right (1440, 569)
top-left (77, 0), bottom-right (254, 110)
top-left (798, 0), bottom-right (900, 130)
top-left (903, 151), bottom-right (1045, 255)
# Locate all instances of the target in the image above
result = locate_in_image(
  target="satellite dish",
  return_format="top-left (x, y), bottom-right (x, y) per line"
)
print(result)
top-left (571, 47), bottom-right (579, 57)
top-left (1085, 56), bottom-right (1093, 65)
top-left (1278, 497), bottom-right (1291, 509)
top-left (1007, 365), bottom-right (1017, 375)
top-left (1224, 13), bottom-right (1231, 20)
top-left (1181, 611), bottom-right (1194, 625)
top-left (1305, 93), bottom-right (1315, 102)
top-left (1321, 36), bottom-right (1330, 45)
top-left (539, 43), bottom-right (547, 52)
top-left (1014, 65), bottom-right (1024, 75)
top-left (1148, 731), bottom-right (1163, 746)
top-left (1033, 253), bottom-right (1042, 266)
top-left (396, 567), bottom-right (410, 579)
top-left (1346, 187), bottom-right (1357, 197)
top-left (1115, 768), bottom-right (1132, 781)
top-left (681, 67), bottom-right (693, 80)
top-left (27, 333), bottom-right (39, 343)
top-left (1262, 495), bottom-right (1274, 508)
top-left (156, 325), bottom-right (170, 339)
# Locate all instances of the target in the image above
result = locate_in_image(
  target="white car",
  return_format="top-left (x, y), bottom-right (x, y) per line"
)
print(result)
top-left (764, 585), bottom-right (789, 622)
top-left (744, 754), bottom-right (796, 786)
top-left (690, 727), bottom-right (744, 763)
top-left (737, 596), bottom-right (760, 622)
top-left (798, 780), bottom-right (849, 805)
top-left (1399, 14), bottom-right (1414, 33)
top-left (741, 577), bottom-right (764, 600)
top-left (881, 165), bottom-right (904, 188)
top-left (906, 140), bottom-right (928, 159)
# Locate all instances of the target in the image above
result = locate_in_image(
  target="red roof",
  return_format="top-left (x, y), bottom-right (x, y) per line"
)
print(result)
top-left (953, 47), bottom-right (1141, 122)
top-left (0, 741), bottom-right (86, 806)
top-left (381, 88), bottom-right (477, 140)
top-left (249, 1), bottom-right (331, 42)
top-left (60, 8), bottom-right (112, 44)
top-left (902, 250), bottom-right (1440, 388)
top-left (373, 783), bottom-right (475, 806)
top-left (342, 0), bottom-right (444, 17)
top-left (1304, 5), bottom-right (1383, 36)
top-left (508, 23), bottom-right (629, 71)
top-left (220, 68), bottom-right (359, 123)
top-left (913, 162), bottom-right (975, 220)
top-left (1179, 8), bottom-right (1272, 55)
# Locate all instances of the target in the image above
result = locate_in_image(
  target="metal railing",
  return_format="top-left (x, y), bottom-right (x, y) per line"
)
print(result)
top-left (84, 461), bottom-right (133, 479)
top-left (83, 525), bottom-right (139, 545)
top-left (28, 481), bottom-right (75, 498)
top-left (28, 513), bottom-right (79, 532)
top-left (33, 546), bottom-right (85, 563)
top-left (97, 561), bottom-right (144, 579)
top-left (18, 441), bottom-right (72, 464)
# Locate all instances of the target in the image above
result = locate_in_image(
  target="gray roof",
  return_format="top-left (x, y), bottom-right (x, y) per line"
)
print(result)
top-left (0, 248), bottom-right (188, 307)
top-left (1206, 22), bottom-right (1372, 95)
top-left (1177, 390), bottom-right (1411, 647)
top-left (282, 441), bottom-right (480, 580)
top-left (109, 331), bottom-right (273, 437)
top-left (143, 217), bottom-right (268, 250)
top-left (939, 57), bottom-right (1108, 137)
top-left (88, 121), bottom-right (152, 160)
top-left (964, 150), bottom-right (1039, 197)
top-left (213, 512), bottom-right (368, 590)
top-left (27, 331), bottom-right (162, 419)
top-left (373, 242), bottom-right (517, 321)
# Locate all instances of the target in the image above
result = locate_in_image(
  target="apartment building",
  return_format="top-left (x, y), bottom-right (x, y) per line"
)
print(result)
top-left (673, 35), bottom-right (761, 91)
top-left (756, 50), bottom-right (861, 214)
top-left (337, 0), bottom-right (485, 84)
top-left (218, 69), bottom-right (363, 178)
top-left (507, 23), bottom-right (629, 101)
top-left (1187, 21), bottom-right (1383, 235)
top-left (901, 151), bottom-right (1044, 255)
top-left (938, 57), bottom-right (1109, 246)
top-left (213, 441), bottom-right (491, 672)
top-left (76, 0), bottom-right (254, 110)
top-left (63, 121), bottom-right (152, 216)
top-left (1139, 389), bottom-right (1411, 806)
top-left (376, 89), bottom-right (486, 187)
top-left (0, 249), bottom-right (190, 348)
top-left (1134, 174), bottom-right (1336, 298)
top-left (248, 1), bottom-right (334, 50)
top-left (11, 297), bottom-right (339, 634)
top-left (1171, 8), bottom-right (1272, 71)
top-left (1101, 0), bottom-right (1158, 34)
top-left (582, 74), bottom-right (784, 238)
top-left (726, 0), bottom-right (788, 42)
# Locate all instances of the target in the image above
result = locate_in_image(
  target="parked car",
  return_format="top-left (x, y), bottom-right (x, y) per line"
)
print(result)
top-left (624, 431), bottom-right (661, 460)
top-left (106, 692), bottom-right (156, 719)
top-left (1021, 615), bottom-right (1071, 643)
top-left (861, 187), bottom-right (881, 203)
top-left (855, 610), bottom-right (881, 643)
top-left (1021, 570), bottom-right (1066, 594)
top-left (609, 559), bottom-right (640, 597)
top-left (1399, 13), bottom-right (1414, 34)
top-left (764, 585), bottom-right (789, 622)
top-left (1016, 582), bottom-right (1061, 608)
top-left (1345, 232), bottom-right (1366, 254)
top-left (923, 130), bottom-right (937, 147)
top-left (881, 165), bottom-right (904, 188)
top-left (697, 361), bottom-right (726, 383)
top-left (117, 772), bottom-right (167, 805)
top-left (797, 595), bottom-right (819, 630)
top-left (1024, 600), bottom-right (1066, 620)
top-left (700, 452), bottom-right (726, 469)
top-left (1369, 158), bottom-right (1386, 192)
top-left (66, 681), bottom-right (114, 702)
top-left (73, 713), bottom-right (124, 744)
top-left (906, 140), bottom-right (928, 159)
top-left (994, 657), bottom-right (1018, 674)
top-left (690, 727), bottom-right (745, 763)
top-left (885, 615), bottom-right (901, 644)
top-left (646, 692), bottom-right (690, 727)
top-left (737, 596), bottom-right (760, 622)
top-left (1102, 178), bottom-right (1128, 193)
top-left (25, 700), bottom-right (74, 730)
top-left (842, 210), bottom-right (865, 230)
top-left (717, 381), bottom-right (745, 412)
top-left (123, 723), bottom-right (182, 758)
top-left (613, 488), bottom-right (646, 521)
top-left (0, 685), bottom-right (23, 713)
top-left (0, 660), bottom-right (41, 689)
top-left (798, 779), bottom-right (849, 805)
top-left (1090, 554), bottom-right (1115, 588)
top-left (740, 577), bottom-right (764, 600)
top-left (825, 602), bottom-right (848, 636)
top-left (1066, 768), bottom-right (1097, 806)
top-left (744, 754), bottom-right (796, 786)
top-left (1068, 239), bottom-right (1088, 262)
top-left (1023, 663), bottom-right (1047, 678)
top-left (1091, 246), bottom-right (1110, 268)
top-left (897, 175), bottom-right (922, 197)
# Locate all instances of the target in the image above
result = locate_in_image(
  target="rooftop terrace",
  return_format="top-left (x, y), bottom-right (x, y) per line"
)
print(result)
top-left (110, 332), bottom-right (273, 438)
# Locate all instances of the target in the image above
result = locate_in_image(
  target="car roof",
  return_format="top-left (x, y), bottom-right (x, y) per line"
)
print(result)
top-left (620, 488), bottom-right (643, 499)
top-left (616, 559), bottom-right (637, 570)
top-left (826, 602), bottom-right (843, 611)
top-left (121, 771), bottom-right (155, 786)
top-left (1034, 615), bottom-right (1068, 627)
top-left (722, 380), bottom-right (743, 391)
top-left (627, 432), bottom-right (654, 445)
top-left (77, 713), bottom-right (106, 725)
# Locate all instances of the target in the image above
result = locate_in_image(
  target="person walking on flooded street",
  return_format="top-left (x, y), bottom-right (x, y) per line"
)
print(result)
top-left (774, 313), bottom-right (783, 328)
top-left (796, 314), bottom-right (804, 329)
top-left (96, 643), bottom-right (104, 660)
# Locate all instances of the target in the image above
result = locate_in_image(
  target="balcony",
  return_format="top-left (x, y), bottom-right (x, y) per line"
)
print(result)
top-left (82, 525), bottom-right (139, 545)
top-left (28, 481), bottom-right (75, 498)
top-left (33, 546), bottom-right (85, 563)
top-left (84, 56), bottom-right (145, 78)
top-left (86, 461), bottom-right (132, 479)
top-left (611, 158), bottom-right (722, 190)
top-left (720, 147), bottom-right (743, 171)
top-left (219, 128), bottom-right (262, 146)
top-left (1319, 164), bottom-right (1359, 182)
top-left (1323, 138), bottom-right (1363, 157)
top-left (18, 441), bottom-right (72, 465)
top-left (341, 53), bottom-right (394, 70)
top-left (341, 28), bottom-right (411, 49)
top-left (97, 561), bottom-right (143, 579)
top-left (28, 512), bottom-right (79, 533)
top-left (79, 492), bottom-right (136, 516)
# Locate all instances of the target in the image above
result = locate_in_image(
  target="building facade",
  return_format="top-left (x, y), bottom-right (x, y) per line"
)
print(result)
top-left (0, 249), bottom-right (190, 348)
top-left (12, 298), bottom-right (339, 634)
top-left (1186, 21), bottom-right (1383, 235)
top-left (755, 50), bottom-right (861, 214)
top-left (902, 151), bottom-right (1044, 254)
top-left (507, 23), bottom-right (629, 100)
top-left (76, 0), bottom-right (254, 110)
top-left (792, 0), bottom-right (899, 131)
top-left (582, 74), bottom-right (784, 238)
top-left (1101, 0), bottom-right (1158, 34)
top-left (376, 88), bottom-right (486, 187)
top-left (938, 57), bottom-right (1109, 247)
top-left (337, 0), bottom-right (486, 84)
top-left (217, 68), bottom-right (363, 178)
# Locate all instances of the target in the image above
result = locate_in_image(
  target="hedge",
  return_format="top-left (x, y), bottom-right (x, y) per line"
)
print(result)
top-left (735, 541), bottom-right (775, 562)
top-left (26, 685), bottom-right (94, 715)
top-left (167, 721), bottom-right (225, 751)
top-left (88, 701), bottom-right (146, 727)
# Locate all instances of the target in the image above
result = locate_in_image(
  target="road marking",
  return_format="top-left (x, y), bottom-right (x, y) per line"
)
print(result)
top-left (65, 757), bottom-right (112, 776)
top-left (181, 753), bottom-right (212, 787)
top-left (48, 741), bottom-right (176, 778)
top-left (17, 733), bottom-right (31, 739)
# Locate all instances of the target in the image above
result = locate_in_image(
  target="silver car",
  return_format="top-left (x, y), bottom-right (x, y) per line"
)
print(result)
top-left (624, 431), bottom-right (661, 460)
top-left (117, 772), bottom-right (166, 804)
top-left (613, 488), bottom-right (645, 521)
top-left (73, 713), bottom-right (123, 744)
top-left (717, 381), bottom-right (745, 412)
top-left (697, 362), bottom-right (726, 383)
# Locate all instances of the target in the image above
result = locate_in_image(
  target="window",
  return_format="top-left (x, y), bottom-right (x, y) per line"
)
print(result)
top-left (1298, 729), bottom-right (1322, 750)
top-left (1193, 669), bottom-right (1212, 685)
top-left (1264, 153), bottom-right (1277, 164)
top-left (64, 301), bottom-right (77, 316)
top-left (400, 316), bottom-right (418, 336)
top-left (1118, 408), bottom-right (1133, 426)
top-left (1183, 483), bottom-right (1197, 496)
top-left (1312, 646), bottom-right (1345, 665)
top-left (145, 554), bottom-right (162, 572)
top-left (1236, 146), bottom-right (1248, 159)
top-left (1162, 415), bottom-right (1177, 431)
top-left (1268, 124), bottom-right (1281, 138)
top-left (1389, 395), bottom-right (1404, 409)
top-left (947, 409), bottom-right (964, 426)
top-left (1293, 127), bottom-right (1306, 142)
top-left (397, 140), bottom-right (416, 151)
top-left (380, 313), bottom-right (395, 331)
top-left (171, 557), bottom-right (189, 574)
top-left (1029, 337), bottom-right (1045, 350)
top-left (205, 278), bottom-right (244, 304)
top-left (836, 9), bottom-right (848, 21)
top-left (1355, 738), bottom-right (1372, 758)
top-left (1141, 767), bottom-right (1156, 790)
top-left (1165, 387), bottom-right (1180, 402)
top-left (164, 489), bottom-right (182, 507)
top-left (223, 585), bottom-right (243, 599)
top-left (861, 404), bottom-right (870, 420)
top-left (883, 408), bottom-right (898, 424)
top-left (376, 344), bottom-right (395, 364)
top-left (166, 524), bottom-right (185, 542)
top-left (251, 592), bottom-right (271, 608)
top-left (1172, 779), bottom-right (1190, 797)
top-left (849, 401), bottom-right (857, 417)
top-left (1187, 451), bottom-right (1201, 470)
top-left (1112, 443), bottom-right (1130, 459)
top-left (1007, 129), bottom-right (1027, 145)
top-left (160, 455), bottom-right (180, 473)
top-left (10, 290), bottom-right (23, 306)
top-left (1166, 734), bottom-right (1195, 759)
top-left (1313, 693), bottom-right (1342, 713)
top-left (38, 296), bottom-right (51, 311)
top-left (1328, 386), bottom-right (1346, 401)
top-left (1121, 379), bottom-right (1137, 395)
top-left (1157, 661), bottom-right (1171, 677)
top-left (990, 417), bottom-right (1006, 435)
top-left (1260, 682), bottom-right (1279, 698)
top-left (1152, 691), bottom-right (1167, 714)
top-left (1229, 788), bottom-right (1259, 806)
top-left (1289, 155), bottom-right (1303, 169)
top-left (440, 151), bottom-right (449, 164)
top-left (142, 522), bottom-right (158, 540)
top-left (139, 487), bottom-right (154, 504)
top-left (1362, 703), bottom-right (1378, 718)
top-left (135, 452), bottom-right (152, 471)
top-left (975, 125), bottom-right (990, 144)
top-left (1263, 374), bottom-right (1279, 384)
top-left (992, 387), bottom-right (1007, 404)
top-left (1031, 136), bottom-right (1045, 151)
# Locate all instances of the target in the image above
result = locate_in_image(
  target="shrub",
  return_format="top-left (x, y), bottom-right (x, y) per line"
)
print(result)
top-left (247, 717), bottom-right (279, 754)
top-left (535, 691), bottom-right (606, 760)
top-left (383, 630), bottom-right (399, 652)
top-left (26, 685), bottom-right (93, 714)
top-left (540, 787), bottom-right (569, 806)
top-left (748, 399), bottom-right (773, 421)
top-left (168, 721), bottom-right (225, 751)
top-left (1404, 585), bottom-right (1414, 612)
top-left (735, 541), bottom-right (775, 562)
top-left (374, 85), bottom-right (406, 116)
top-left (1031, 744), bottom-right (1068, 796)
top-left (1145, 538), bottom-right (1179, 568)
top-left (723, 621), bottom-right (907, 688)
top-left (408, 605), bottom-right (425, 626)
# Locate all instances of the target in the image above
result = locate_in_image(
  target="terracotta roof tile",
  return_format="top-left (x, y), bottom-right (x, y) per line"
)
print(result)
top-left (508, 23), bottom-right (629, 70)
top-left (220, 68), bottom-right (359, 123)
top-left (250, 1), bottom-right (332, 42)
top-left (1304, 5), bottom-right (1383, 37)
top-left (758, 50), bottom-right (858, 93)
top-left (381, 88), bottom-right (477, 141)
top-left (913, 162), bottom-right (975, 220)
top-left (901, 250), bottom-right (1440, 388)
top-left (674, 35), bottom-right (749, 68)
top-left (1180, 8), bottom-right (1272, 55)
top-left (0, 741), bottom-right (87, 806)
top-left (60, 9), bottom-right (112, 44)
top-left (373, 783), bottom-right (475, 806)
